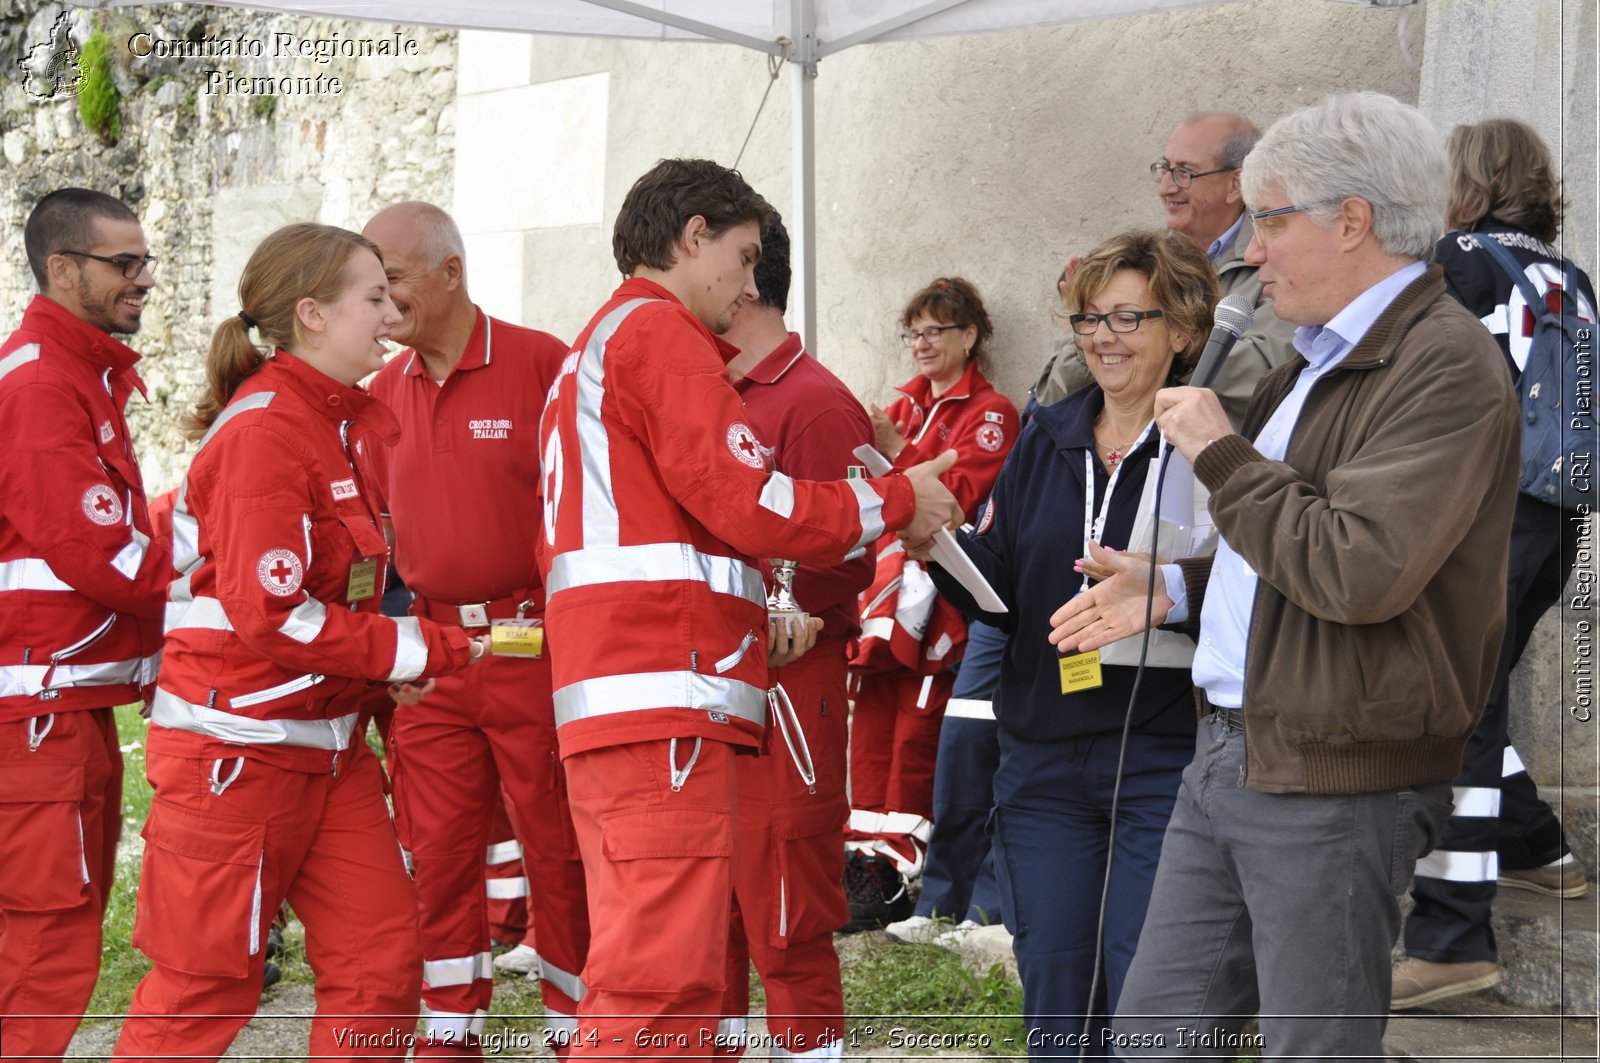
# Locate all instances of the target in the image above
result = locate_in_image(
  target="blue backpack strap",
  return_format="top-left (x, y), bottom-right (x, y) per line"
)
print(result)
top-left (1468, 232), bottom-right (1563, 322)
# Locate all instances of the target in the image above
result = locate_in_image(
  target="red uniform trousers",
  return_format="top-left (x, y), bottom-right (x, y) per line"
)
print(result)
top-left (721, 644), bottom-right (850, 1058)
top-left (483, 800), bottom-right (530, 946)
top-left (0, 708), bottom-right (121, 1061)
top-left (846, 670), bottom-right (954, 872)
top-left (389, 651), bottom-right (588, 1056)
top-left (114, 744), bottom-right (421, 1062)
top-left (565, 738), bottom-right (740, 1060)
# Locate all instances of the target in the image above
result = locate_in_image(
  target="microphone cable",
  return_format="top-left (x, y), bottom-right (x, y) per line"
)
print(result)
top-left (1076, 437), bottom-right (1178, 1061)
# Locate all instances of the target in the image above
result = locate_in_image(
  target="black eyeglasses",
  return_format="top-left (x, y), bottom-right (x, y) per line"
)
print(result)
top-left (1068, 309), bottom-right (1165, 335)
top-left (900, 324), bottom-right (964, 346)
top-left (1150, 161), bottom-right (1235, 189)
top-left (56, 250), bottom-right (157, 280)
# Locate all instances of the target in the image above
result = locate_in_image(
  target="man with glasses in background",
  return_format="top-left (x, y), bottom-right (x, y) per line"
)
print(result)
top-left (0, 188), bottom-right (170, 1056)
top-left (1035, 112), bottom-right (1295, 425)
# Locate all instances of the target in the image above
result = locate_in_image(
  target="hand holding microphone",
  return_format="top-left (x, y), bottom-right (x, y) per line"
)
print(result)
top-left (1156, 294), bottom-right (1255, 462)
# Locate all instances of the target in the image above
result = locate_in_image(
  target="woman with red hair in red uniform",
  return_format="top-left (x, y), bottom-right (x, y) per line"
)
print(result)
top-left (114, 223), bottom-right (484, 1062)
top-left (845, 277), bottom-right (1017, 927)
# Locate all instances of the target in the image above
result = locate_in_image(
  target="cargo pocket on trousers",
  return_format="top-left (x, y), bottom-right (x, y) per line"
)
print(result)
top-left (590, 806), bottom-right (734, 995)
top-left (771, 800), bottom-right (848, 949)
top-left (132, 797), bottom-right (267, 978)
top-left (0, 759), bottom-right (89, 911)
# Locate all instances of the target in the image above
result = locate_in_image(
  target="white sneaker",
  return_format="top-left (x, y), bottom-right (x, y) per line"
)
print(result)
top-left (493, 943), bottom-right (541, 975)
top-left (884, 914), bottom-right (941, 944)
top-left (934, 919), bottom-right (983, 950)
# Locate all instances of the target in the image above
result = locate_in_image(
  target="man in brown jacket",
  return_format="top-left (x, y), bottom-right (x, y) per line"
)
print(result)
top-left (1050, 92), bottom-right (1519, 1060)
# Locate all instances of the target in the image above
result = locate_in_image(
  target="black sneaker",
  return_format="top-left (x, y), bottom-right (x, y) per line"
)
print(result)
top-left (839, 851), bottom-right (912, 933)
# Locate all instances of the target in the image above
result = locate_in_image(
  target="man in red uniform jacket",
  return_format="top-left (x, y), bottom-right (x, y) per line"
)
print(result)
top-left (0, 188), bottom-right (169, 1056)
top-left (538, 158), bottom-right (963, 1057)
top-left (715, 212), bottom-right (872, 1058)
top-left (361, 202), bottom-right (587, 1057)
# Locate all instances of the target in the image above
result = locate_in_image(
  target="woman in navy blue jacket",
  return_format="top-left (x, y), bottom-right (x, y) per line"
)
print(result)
top-left (924, 230), bottom-right (1217, 1059)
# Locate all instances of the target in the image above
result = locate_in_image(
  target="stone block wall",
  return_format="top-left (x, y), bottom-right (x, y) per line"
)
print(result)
top-left (1, 0), bottom-right (457, 492)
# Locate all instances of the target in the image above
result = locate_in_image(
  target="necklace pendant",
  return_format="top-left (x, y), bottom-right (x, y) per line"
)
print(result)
top-left (1105, 447), bottom-right (1122, 466)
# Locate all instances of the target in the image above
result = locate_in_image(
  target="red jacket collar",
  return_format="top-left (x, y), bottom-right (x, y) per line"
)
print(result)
top-left (896, 358), bottom-right (989, 408)
top-left (258, 350), bottom-right (399, 444)
top-left (23, 294), bottom-right (147, 396)
top-left (616, 277), bottom-right (740, 364)
top-left (738, 333), bottom-right (807, 387)
top-left (402, 307), bottom-right (491, 378)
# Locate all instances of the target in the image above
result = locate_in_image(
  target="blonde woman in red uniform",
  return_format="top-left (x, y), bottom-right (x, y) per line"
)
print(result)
top-left (845, 277), bottom-right (1017, 927)
top-left (114, 223), bottom-right (484, 1062)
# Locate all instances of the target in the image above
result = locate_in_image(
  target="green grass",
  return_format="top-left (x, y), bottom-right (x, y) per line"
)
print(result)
top-left (83, 705), bottom-right (153, 1023)
top-left (839, 934), bottom-right (1026, 1054)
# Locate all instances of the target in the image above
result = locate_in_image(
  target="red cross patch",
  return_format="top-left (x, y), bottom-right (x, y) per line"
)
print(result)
top-left (975, 423), bottom-right (1005, 453)
top-left (256, 549), bottom-right (304, 597)
top-left (81, 484), bottom-right (123, 526)
top-left (725, 421), bottom-right (765, 469)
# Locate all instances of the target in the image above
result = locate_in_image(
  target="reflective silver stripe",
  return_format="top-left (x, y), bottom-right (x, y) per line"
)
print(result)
top-left (110, 535), bottom-right (147, 579)
top-left (420, 1007), bottom-right (487, 1040)
top-left (1451, 785), bottom-right (1501, 819)
top-left (848, 477), bottom-right (887, 552)
top-left (713, 630), bottom-right (757, 674)
top-left (485, 839), bottom-right (523, 864)
top-left (231, 671), bottom-right (322, 707)
top-left (553, 671), bottom-right (766, 728)
top-left (171, 498), bottom-right (201, 573)
top-left (388, 616), bottom-right (428, 682)
top-left (0, 343), bottom-right (41, 383)
top-left (879, 539), bottom-right (905, 559)
top-left (860, 617), bottom-right (894, 641)
top-left (1414, 848), bottom-right (1498, 884)
top-left (248, 854), bottom-right (264, 955)
top-left (538, 957), bottom-right (588, 1003)
top-left (484, 875), bottom-right (529, 899)
top-left (945, 698), bottom-right (997, 722)
top-left (757, 471), bottom-right (796, 518)
top-left (0, 557), bottom-right (73, 592)
top-left (0, 656), bottom-right (155, 697)
top-left (575, 299), bottom-right (653, 550)
top-left (150, 687), bottom-right (356, 750)
top-left (547, 542), bottom-right (764, 606)
top-left (422, 952), bottom-right (493, 988)
top-left (277, 598), bottom-right (328, 645)
top-left (195, 390), bottom-right (275, 454)
top-left (165, 595), bottom-right (233, 635)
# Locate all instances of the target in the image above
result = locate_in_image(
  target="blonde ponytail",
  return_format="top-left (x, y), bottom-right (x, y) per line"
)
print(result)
top-left (182, 222), bottom-right (383, 440)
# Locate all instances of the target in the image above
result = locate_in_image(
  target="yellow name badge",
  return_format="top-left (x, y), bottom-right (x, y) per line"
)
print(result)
top-left (490, 619), bottom-right (544, 658)
top-left (345, 559), bottom-right (379, 603)
top-left (1058, 649), bottom-right (1104, 694)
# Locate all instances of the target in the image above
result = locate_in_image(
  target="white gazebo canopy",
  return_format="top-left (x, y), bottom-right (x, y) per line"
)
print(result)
top-left (95, 0), bottom-right (1253, 340)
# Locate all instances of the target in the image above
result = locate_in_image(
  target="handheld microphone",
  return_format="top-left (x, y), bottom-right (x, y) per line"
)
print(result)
top-left (1188, 294), bottom-right (1256, 390)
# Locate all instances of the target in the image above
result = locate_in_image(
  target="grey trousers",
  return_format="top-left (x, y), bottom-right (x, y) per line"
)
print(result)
top-left (1112, 713), bottom-right (1453, 1062)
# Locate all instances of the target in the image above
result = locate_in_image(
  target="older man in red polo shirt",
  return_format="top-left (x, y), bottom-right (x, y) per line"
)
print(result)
top-left (361, 202), bottom-right (588, 1057)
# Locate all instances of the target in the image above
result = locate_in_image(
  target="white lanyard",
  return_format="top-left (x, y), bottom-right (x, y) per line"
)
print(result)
top-left (1080, 420), bottom-right (1157, 593)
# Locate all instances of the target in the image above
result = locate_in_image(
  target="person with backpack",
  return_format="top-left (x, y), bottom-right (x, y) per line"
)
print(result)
top-left (1393, 116), bottom-right (1596, 1010)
